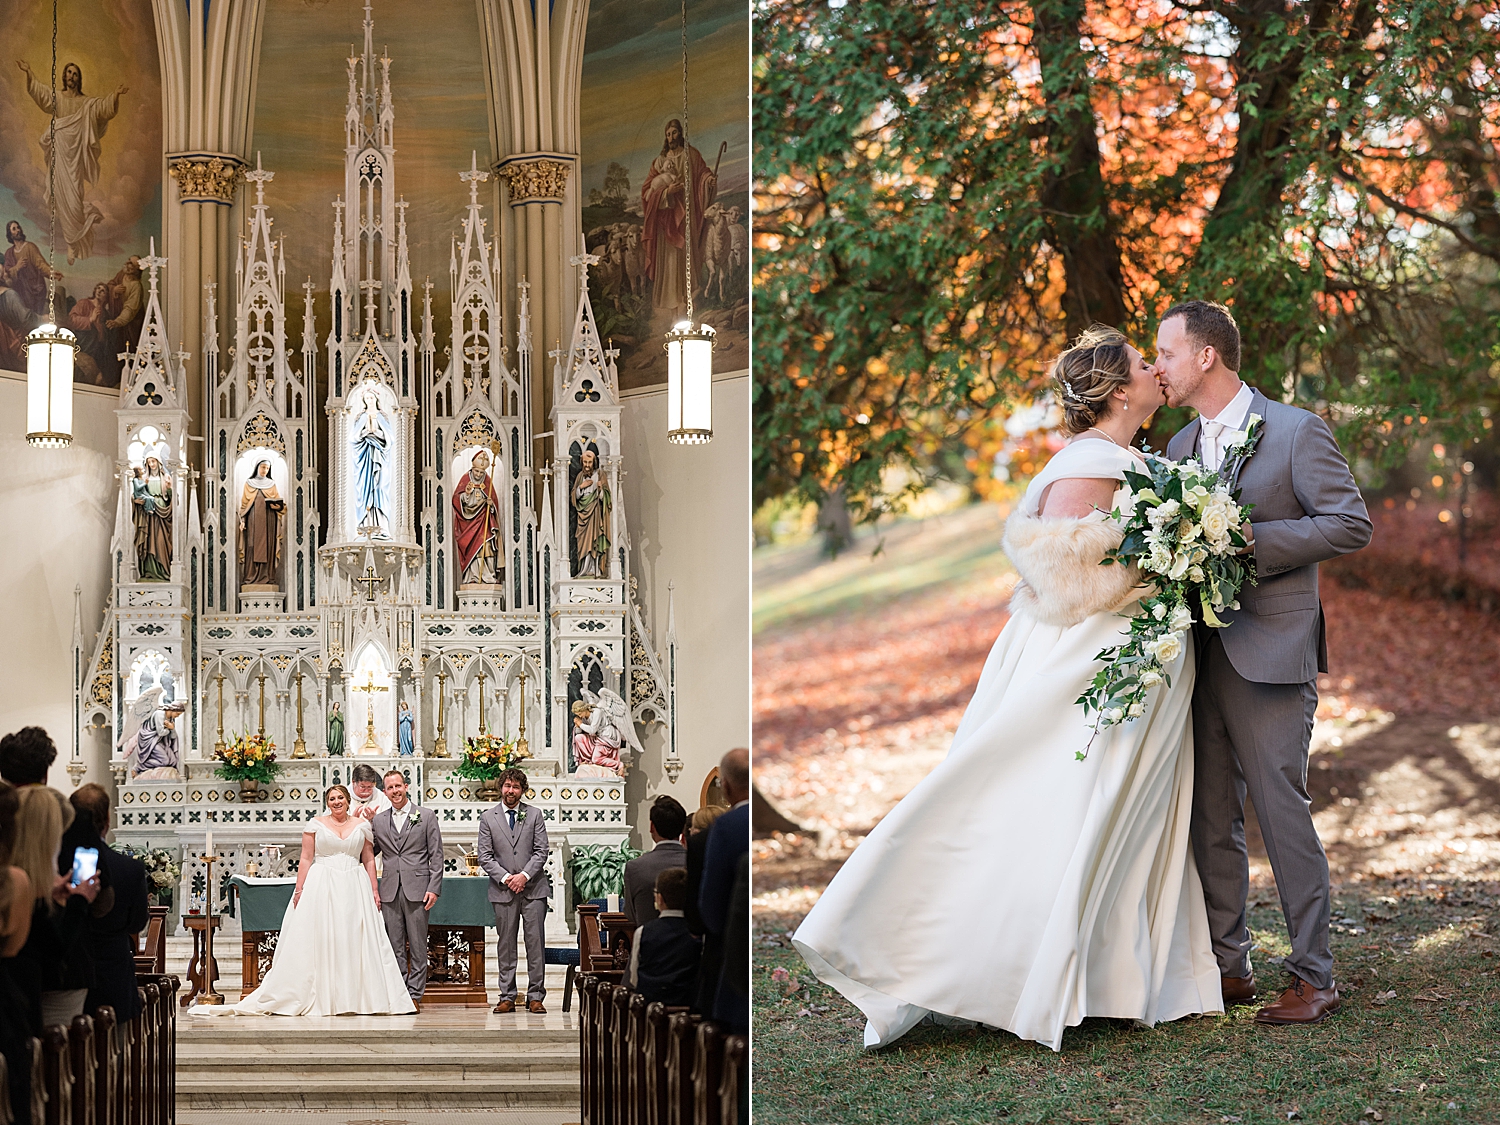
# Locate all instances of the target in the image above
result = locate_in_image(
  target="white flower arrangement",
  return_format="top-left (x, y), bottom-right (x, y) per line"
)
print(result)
top-left (1075, 416), bottom-right (1264, 758)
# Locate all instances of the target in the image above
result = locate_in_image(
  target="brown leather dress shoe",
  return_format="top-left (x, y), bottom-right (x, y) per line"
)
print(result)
top-left (527, 999), bottom-right (547, 1014)
top-left (410, 1000), bottom-right (422, 1014)
top-left (1221, 975), bottom-right (1257, 1005)
top-left (492, 999), bottom-right (516, 1014)
top-left (1255, 977), bottom-right (1340, 1025)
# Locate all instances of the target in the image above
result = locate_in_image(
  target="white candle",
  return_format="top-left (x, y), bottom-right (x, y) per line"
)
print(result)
top-left (205, 830), bottom-right (214, 856)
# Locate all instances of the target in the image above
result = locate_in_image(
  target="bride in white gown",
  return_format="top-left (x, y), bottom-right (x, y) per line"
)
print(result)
top-left (224, 784), bottom-right (415, 1016)
top-left (794, 327), bottom-right (1222, 1051)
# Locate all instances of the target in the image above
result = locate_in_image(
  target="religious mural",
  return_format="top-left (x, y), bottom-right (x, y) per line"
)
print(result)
top-left (251, 0), bottom-right (490, 354)
top-left (0, 0), bottom-right (163, 385)
top-left (580, 0), bottom-right (749, 389)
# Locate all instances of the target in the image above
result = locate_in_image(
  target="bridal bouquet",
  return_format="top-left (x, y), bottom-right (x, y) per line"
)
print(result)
top-left (214, 734), bottom-right (281, 783)
top-left (1075, 418), bottom-right (1263, 757)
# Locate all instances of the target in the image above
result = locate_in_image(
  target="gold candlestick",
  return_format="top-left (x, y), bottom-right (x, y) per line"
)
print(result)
top-left (477, 655), bottom-right (488, 734)
top-left (193, 852), bottom-right (225, 1006)
top-left (213, 672), bottom-right (227, 756)
top-left (292, 672), bottom-right (309, 758)
top-left (515, 665), bottom-right (529, 758)
top-left (432, 668), bottom-right (449, 757)
top-left (256, 673), bottom-right (267, 737)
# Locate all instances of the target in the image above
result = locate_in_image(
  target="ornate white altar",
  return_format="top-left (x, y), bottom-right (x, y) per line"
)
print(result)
top-left (73, 7), bottom-right (677, 933)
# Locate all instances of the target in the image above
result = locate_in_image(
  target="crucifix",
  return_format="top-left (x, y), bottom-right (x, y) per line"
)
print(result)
top-left (359, 278), bottom-right (381, 333)
top-left (292, 672), bottom-right (309, 758)
top-left (256, 672), bottom-right (267, 737)
top-left (353, 565), bottom-right (383, 602)
top-left (354, 671), bottom-right (389, 753)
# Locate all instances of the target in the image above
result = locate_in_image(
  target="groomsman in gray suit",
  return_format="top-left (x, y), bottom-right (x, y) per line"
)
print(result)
top-left (1160, 300), bottom-right (1372, 1026)
top-left (478, 767), bottom-right (552, 1013)
top-left (371, 769), bottom-right (444, 1011)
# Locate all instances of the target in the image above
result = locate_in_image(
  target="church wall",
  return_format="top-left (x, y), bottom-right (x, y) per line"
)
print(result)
top-left (618, 370), bottom-right (749, 838)
top-left (0, 374), bottom-right (119, 785)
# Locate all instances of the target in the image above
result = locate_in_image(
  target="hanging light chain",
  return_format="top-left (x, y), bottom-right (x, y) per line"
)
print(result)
top-left (48, 0), bottom-right (58, 324)
top-left (680, 0), bottom-right (694, 325)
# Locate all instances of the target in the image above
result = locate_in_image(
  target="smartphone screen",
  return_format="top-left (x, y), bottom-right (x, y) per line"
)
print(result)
top-left (71, 847), bottom-right (99, 885)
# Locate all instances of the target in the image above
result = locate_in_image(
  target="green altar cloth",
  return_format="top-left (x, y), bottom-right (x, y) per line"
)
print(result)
top-left (230, 874), bottom-right (496, 931)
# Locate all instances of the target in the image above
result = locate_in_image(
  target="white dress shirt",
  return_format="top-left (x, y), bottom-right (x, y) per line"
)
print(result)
top-left (1197, 382), bottom-right (1253, 471)
top-left (390, 801), bottom-right (412, 833)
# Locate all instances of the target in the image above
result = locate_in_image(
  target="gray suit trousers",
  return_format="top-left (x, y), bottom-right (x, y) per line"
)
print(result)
top-left (382, 896), bottom-right (430, 1000)
top-left (493, 897), bottom-right (548, 1002)
top-left (1191, 633), bottom-right (1332, 989)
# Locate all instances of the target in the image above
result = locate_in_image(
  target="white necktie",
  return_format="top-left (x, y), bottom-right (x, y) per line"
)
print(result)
top-left (1200, 419), bottom-right (1226, 470)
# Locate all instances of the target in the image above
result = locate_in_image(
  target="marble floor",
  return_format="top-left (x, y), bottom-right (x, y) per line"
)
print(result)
top-left (178, 1112), bottom-right (581, 1124)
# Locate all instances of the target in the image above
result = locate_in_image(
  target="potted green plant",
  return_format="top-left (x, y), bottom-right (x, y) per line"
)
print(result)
top-left (569, 841), bottom-right (642, 904)
top-left (214, 734), bottom-right (281, 801)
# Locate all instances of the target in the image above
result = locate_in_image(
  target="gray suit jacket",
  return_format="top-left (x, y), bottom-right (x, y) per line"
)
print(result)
top-left (1168, 389), bottom-right (1372, 684)
top-left (477, 802), bottom-right (552, 904)
top-left (370, 804), bottom-right (444, 903)
top-left (623, 840), bottom-right (687, 925)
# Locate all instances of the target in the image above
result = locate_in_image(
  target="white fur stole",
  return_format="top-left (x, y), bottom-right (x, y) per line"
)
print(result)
top-left (1003, 512), bottom-right (1142, 627)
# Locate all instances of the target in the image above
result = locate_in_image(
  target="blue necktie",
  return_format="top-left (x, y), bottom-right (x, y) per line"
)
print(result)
top-left (507, 808), bottom-right (516, 831)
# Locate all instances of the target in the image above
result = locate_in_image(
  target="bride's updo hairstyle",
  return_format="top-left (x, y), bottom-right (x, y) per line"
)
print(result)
top-left (324, 783), bottom-right (351, 809)
top-left (1051, 325), bottom-right (1132, 435)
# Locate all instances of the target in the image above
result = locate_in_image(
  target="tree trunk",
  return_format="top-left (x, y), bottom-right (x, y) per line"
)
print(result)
top-left (1033, 0), bottom-right (1127, 341)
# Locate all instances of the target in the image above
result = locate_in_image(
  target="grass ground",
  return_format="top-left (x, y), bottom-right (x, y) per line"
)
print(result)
top-left (752, 496), bottom-right (1500, 1124)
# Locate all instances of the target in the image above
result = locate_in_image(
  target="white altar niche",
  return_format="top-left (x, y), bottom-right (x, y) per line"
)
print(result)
top-left (231, 447), bottom-right (290, 611)
top-left (342, 379), bottom-right (400, 543)
top-left (349, 642), bottom-right (398, 755)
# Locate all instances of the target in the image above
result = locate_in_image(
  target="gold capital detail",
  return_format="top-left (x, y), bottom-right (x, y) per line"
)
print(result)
top-left (497, 157), bottom-right (572, 205)
top-left (168, 154), bottom-right (247, 205)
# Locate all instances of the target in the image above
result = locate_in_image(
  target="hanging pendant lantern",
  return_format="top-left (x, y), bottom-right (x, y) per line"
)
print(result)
top-left (25, 322), bottom-right (77, 447)
top-left (664, 0), bottom-right (713, 446)
top-left (28, 0), bottom-right (74, 448)
top-left (666, 319), bottom-right (715, 445)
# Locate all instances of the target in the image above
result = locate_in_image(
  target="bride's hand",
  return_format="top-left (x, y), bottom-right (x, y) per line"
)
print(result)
top-left (373, 888), bottom-right (381, 909)
top-left (292, 889), bottom-right (301, 907)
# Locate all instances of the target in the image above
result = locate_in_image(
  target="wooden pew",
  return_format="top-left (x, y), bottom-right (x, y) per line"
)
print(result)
top-left (609, 987), bottom-right (635, 1125)
top-left (123, 998), bottom-right (144, 1125)
top-left (578, 977), bottom-right (596, 1125)
top-left (690, 1022), bottom-right (724, 1125)
top-left (30, 1036), bottom-right (48, 1125)
top-left (663, 1012), bottom-right (701, 1125)
top-left (90, 1007), bottom-right (118, 1125)
top-left (642, 1003), bottom-right (672, 1125)
top-left (718, 1036), bottom-right (746, 1125)
top-left (623, 993), bottom-right (649, 1125)
top-left (132, 908), bottom-right (168, 976)
top-left (42, 1026), bottom-right (73, 1125)
top-left (67, 1016), bottom-right (98, 1125)
top-left (0, 1049), bottom-right (10, 1125)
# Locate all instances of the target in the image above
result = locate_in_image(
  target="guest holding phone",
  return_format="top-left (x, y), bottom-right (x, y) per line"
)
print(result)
top-left (11, 785), bottom-right (100, 1029)
top-left (71, 784), bottom-right (148, 1029)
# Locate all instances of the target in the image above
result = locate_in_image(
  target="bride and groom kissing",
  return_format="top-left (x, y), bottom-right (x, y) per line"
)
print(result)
top-left (795, 300), bottom-right (1374, 1050)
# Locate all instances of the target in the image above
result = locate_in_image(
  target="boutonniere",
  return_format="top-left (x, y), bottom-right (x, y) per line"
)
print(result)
top-left (1216, 413), bottom-right (1264, 483)
top-left (514, 807), bottom-right (527, 824)
top-left (408, 808), bottom-right (421, 824)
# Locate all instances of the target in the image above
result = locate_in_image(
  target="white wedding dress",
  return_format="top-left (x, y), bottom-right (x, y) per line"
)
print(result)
top-left (794, 440), bottom-right (1222, 1051)
top-left (225, 819), bottom-right (415, 1016)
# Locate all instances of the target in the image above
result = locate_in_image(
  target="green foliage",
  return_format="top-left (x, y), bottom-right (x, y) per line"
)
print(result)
top-left (569, 841), bottom-right (642, 902)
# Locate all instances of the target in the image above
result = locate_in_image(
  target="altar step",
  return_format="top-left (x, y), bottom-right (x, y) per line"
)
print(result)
top-left (176, 1020), bottom-right (580, 1110)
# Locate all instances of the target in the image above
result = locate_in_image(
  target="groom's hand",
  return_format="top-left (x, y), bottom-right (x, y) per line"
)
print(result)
top-left (422, 891), bottom-right (437, 911)
top-left (1238, 520), bottom-right (1255, 556)
top-left (504, 873), bottom-right (527, 893)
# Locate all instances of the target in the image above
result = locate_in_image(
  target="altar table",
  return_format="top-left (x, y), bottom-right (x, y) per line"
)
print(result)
top-left (230, 874), bottom-right (495, 1007)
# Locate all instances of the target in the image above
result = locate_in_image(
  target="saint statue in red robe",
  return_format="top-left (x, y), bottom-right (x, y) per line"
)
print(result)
top-left (452, 448), bottom-right (502, 587)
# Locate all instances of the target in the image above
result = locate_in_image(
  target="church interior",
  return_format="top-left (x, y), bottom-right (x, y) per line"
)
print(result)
top-left (0, 0), bottom-right (749, 1119)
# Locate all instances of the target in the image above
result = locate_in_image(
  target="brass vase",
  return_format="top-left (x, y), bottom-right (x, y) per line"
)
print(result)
top-left (477, 776), bottom-right (502, 802)
top-left (239, 778), bottom-right (261, 802)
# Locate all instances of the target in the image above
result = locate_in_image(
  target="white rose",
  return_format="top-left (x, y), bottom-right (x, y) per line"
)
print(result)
top-left (1231, 600), bottom-right (1240, 611)
top-left (1141, 670), bottom-right (1163, 688)
top-left (1148, 632), bottom-right (1184, 664)
top-left (1200, 500), bottom-right (1231, 543)
top-left (1188, 565), bottom-right (1204, 582)
top-left (1168, 604), bottom-right (1194, 632)
top-left (1147, 543), bottom-right (1173, 573)
top-left (1178, 518), bottom-right (1200, 542)
top-left (1151, 603), bottom-right (1167, 621)
top-left (1105, 707), bottom-right (1125, 724)
top-left (1128, 703), bottom-right (1145, 718)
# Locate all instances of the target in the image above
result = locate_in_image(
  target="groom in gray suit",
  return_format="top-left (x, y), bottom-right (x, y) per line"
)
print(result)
top-left (1160, 300), bottom-right (1372, 1026)
top-left (477, 767), bottom-right (552, 1013)
top-left (371, 769), bottom-right (444, 1010)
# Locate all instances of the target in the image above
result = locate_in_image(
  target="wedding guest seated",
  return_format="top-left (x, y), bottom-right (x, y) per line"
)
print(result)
top-left (623, 795), bottom-right (687, 925)
top-left (350, 764), bottom-right (393, 820)
top-left (0, 781), bottom-right (35, 1123)
top-left (0, 727), bottom-right (85, 871)
top-left (684, 803), bottom-right (728, 938)
top-left (71, 784), bottom-right (148, 1032)
top-left (628, 867), bottom-right (700, 1008)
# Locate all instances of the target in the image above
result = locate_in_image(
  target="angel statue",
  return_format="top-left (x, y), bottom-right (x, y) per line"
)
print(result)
top-left (569, 687), bottom-right (642, 778)
top-left (119, 688), bottom-right (187, 779)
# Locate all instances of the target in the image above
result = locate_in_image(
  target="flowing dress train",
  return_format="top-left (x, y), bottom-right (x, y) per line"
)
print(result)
top-left (793, 440), bottom-right (1223, 1051)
